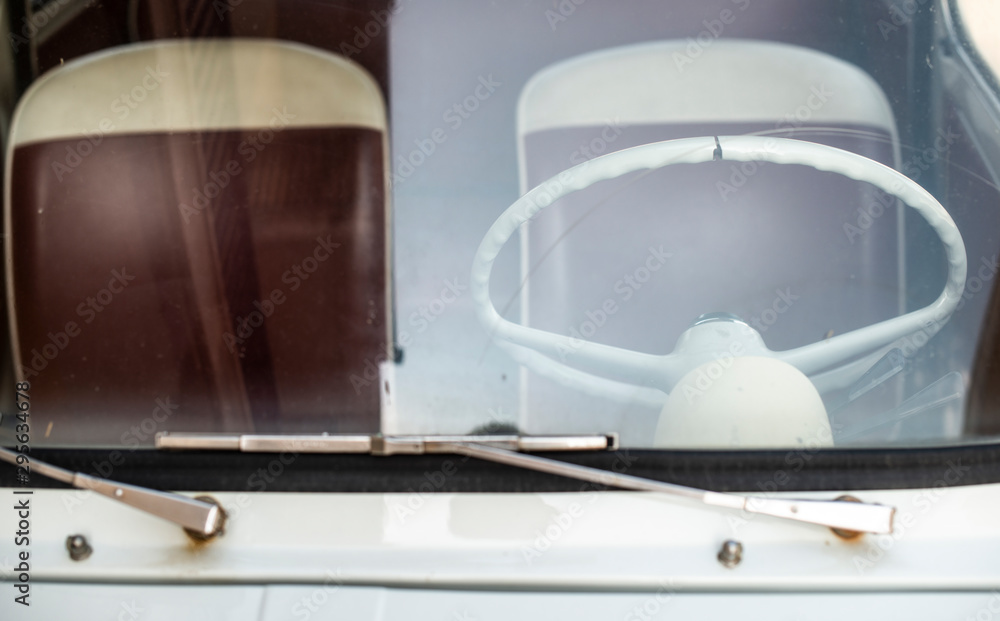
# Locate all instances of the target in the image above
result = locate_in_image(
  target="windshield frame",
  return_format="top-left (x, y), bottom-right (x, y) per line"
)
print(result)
top-left (3, 0), bottom-right (1000, 457)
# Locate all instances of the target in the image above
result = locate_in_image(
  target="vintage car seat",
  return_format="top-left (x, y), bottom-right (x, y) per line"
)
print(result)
top-left (515, 39), bottom-right (902, 445)
top-left (5, 39), bottom-right (391, 444)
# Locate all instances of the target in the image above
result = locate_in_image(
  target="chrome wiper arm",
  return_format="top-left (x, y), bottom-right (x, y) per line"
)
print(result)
top-left (156, 431), bottom-right (894, 535)
top-left (438, 442), bottom-right (895, 536)
top-left (0, 446), bottom-right (224, 538)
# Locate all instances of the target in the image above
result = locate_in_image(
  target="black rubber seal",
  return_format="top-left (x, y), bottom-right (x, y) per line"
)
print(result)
top-left (1, 443), bottom-right (994, 494)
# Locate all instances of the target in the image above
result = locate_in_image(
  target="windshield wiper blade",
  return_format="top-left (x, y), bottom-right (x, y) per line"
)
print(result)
top-left (0, 446), bottom-right (224, 538)
top-left (155, 432), bottom-right (617, 454)
top-left (157, 432), bottom-right (894, 535)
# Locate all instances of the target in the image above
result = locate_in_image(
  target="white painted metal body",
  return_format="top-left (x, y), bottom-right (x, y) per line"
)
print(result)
top-left (1, 480), bottom-right (997, 619)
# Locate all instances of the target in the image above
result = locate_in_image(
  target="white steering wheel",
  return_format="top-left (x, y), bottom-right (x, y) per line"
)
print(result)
top-left (472, 136), bottom-right (967, 401)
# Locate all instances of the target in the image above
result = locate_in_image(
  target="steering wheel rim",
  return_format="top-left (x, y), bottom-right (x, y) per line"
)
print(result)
top-left (472, 135), bottom-right (967, 396)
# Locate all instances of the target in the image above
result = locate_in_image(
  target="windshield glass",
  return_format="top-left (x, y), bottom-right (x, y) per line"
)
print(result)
top-left (2, 0), bottom-right (1000, 453)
